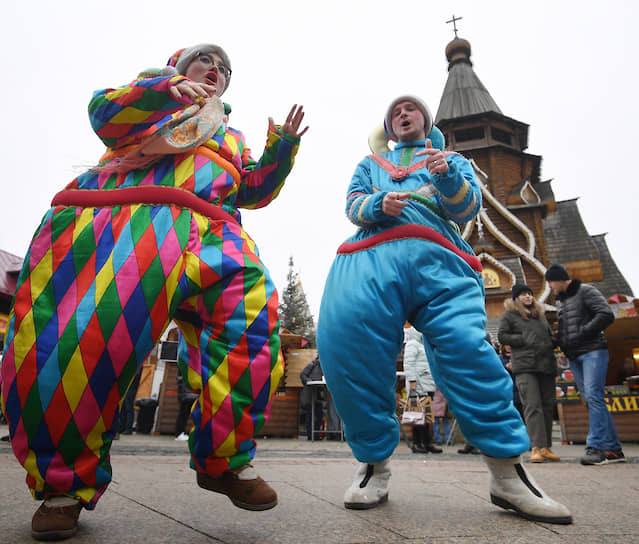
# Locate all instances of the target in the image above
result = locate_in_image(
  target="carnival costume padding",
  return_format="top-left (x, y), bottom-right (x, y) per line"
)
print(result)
top-left (0, 73), bottom-right (300, 508)
top-left (317, 136), bottom-right (530, 463)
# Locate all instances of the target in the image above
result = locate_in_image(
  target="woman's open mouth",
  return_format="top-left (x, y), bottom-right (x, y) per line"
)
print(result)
top-left (206, 72), bottom-right (218, 86)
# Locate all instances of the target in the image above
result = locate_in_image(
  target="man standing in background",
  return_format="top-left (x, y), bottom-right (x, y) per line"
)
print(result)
top-left (545, 264), bottom-right (624, 465)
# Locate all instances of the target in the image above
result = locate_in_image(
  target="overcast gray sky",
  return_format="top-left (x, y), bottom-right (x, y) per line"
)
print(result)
top-left (2, 0), bottom-right (637, 321)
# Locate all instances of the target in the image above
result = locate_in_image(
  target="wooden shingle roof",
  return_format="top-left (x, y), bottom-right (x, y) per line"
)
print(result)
top-left (534, 180), bottom-right (556, 203)
top-left (542, 199), bottom-right (633, 298)
top-left (591, 234), bottom-right (633, 298)
top-left (543, 199), bottom-right (600, 263)
top-left (435, 38), bottom-right (502, 123)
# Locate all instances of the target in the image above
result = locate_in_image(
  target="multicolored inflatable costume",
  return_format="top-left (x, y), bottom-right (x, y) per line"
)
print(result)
top-left (317, 96), bottom-right (530, 465)
top-left (0, 45), bottom-right (300, 509)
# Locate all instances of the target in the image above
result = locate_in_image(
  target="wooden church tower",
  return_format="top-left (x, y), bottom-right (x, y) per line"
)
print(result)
top-left (434, 33), bottom-right (632, 332)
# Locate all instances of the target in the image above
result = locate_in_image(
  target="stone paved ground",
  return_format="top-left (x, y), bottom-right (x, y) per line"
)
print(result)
top-left (1, 426), bottom-right (637, 543)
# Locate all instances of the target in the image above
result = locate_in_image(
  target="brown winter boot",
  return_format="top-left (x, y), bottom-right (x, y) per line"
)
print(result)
top-left (540, 447), bottom-right (561, 462)
top-left (197, 464), bottom-right (277, 511)
top-left (31, 496), bottom-right (83, 541)
top-left (529, 447), bottom-right (544, 463)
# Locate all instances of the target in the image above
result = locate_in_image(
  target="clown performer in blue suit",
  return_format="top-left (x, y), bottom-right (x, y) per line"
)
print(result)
top-left (316, 95), bottom-right (572, 524)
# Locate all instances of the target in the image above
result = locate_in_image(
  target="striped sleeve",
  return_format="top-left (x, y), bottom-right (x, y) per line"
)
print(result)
top-left (432, 156), bottom-right (481, 223)
top-left (88, 75), bottom-right (193, 149)
top-left (234, 125), bottom-right (301, 209)
top-left (345, 159), bottom-right (386, 227)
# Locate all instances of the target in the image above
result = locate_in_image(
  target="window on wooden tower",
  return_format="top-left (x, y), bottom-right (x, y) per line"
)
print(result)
top-left (454, 127), bottom-right (484, 142)
top-left (491, 127), bottom-right (512, 145)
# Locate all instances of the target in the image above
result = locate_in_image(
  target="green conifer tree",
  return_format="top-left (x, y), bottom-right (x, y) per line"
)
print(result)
top-left (279, 256), bottom-right (316, 346)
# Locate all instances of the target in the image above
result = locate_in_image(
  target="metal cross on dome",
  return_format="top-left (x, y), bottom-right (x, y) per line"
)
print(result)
top-left (446, 14), bottom-right (463, 38)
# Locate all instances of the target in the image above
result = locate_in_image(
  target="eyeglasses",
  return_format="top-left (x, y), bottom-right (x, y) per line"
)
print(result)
top-left (196, 54), bottom-right (232, 79)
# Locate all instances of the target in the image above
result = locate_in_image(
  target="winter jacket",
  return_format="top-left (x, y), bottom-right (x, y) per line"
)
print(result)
top-left (554, 279), bottom-right (615, 360)
top-left (403, 327), bottom-right (435, 394)
top-left (343, 139), bottom-right (481, 271)
top-left (300, 357), bottom-right (323, 408)
top-left (498, 298), bottom-right (557, 375)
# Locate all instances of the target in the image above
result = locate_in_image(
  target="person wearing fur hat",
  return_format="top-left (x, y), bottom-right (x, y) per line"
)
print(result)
top-left (1, 43), bottom-right (308, 540)
top-left (317, 95), bottom-right (572, 524)
top-left (544, 264), bottom-right (623, 466)
top-left (498, 284), bottom-right (561, 463)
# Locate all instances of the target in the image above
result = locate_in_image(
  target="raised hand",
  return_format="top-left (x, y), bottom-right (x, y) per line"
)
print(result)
top-left (270, 104), bottom-right (309, 138)
top-left (417, 139), bottom-right (449, 175)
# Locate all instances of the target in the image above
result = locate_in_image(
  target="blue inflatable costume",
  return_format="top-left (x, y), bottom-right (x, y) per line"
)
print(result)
top-left (316, 95), bottom-right (572, 524)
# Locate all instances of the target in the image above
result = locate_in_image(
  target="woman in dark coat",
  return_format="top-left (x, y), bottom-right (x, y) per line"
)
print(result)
top-left (498, 284), bottom-right (560, 463)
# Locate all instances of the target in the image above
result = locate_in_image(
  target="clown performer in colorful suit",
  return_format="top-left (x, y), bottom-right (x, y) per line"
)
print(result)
top-left (0, 43), bottom-right (308, 540)
top-left (316, 95), bottom-right (572, 524)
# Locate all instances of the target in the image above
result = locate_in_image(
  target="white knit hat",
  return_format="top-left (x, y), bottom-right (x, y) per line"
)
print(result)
top-left (384, 95), bottom-right (433, 142)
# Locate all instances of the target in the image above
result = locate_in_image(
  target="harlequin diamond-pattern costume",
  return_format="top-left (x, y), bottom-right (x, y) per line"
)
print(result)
top-left (1, 70), bottom-right (299, 509)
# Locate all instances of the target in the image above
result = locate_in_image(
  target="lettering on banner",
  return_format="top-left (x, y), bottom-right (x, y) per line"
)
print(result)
top-left (605, 395), bottom-right (639, 413)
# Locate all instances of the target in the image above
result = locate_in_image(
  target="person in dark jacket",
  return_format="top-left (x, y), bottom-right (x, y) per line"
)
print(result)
top-left (498, 284), bottom-right (560, 463)
top-left (300, 357), bottom-right (324, 440)
top-left (545, 264), bottom-right (624, 466)
top-left (119, 370), bottom-right (142, 436)
top-left (175, 373), bottom-right (199, 440)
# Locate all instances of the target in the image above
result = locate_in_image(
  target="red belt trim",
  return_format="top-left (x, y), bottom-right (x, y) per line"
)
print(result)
top-left (336, 224), bottom-right (482, 273)
top-left (51, 186), bottom-right (239, 227)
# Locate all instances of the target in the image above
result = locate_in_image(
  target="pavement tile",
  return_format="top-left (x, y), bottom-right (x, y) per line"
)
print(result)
top-left (0, 426), bottom-right (637, 543)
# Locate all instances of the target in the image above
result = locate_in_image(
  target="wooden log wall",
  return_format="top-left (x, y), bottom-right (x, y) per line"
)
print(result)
top-left (260, 388), bottom-right (300, 438)
top-left (557, 401), bottom-right (639, 443)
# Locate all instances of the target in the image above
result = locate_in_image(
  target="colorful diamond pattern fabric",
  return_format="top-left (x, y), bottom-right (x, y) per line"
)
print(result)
top-left (0, 71), bottom-right (299, 510)
top-left (1, 203), bottom-right (283, 508)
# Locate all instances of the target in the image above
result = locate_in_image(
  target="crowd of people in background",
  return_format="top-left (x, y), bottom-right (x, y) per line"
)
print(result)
top-left (397, 271), bottom-right (622, 471)
top-left (401, 323), bottom-right (557, 461)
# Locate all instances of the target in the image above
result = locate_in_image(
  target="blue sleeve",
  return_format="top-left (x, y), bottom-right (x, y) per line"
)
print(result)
top-left (345, 158), bottom-right (387, 227)
top-left (432, 155), bottom-right (482, 222)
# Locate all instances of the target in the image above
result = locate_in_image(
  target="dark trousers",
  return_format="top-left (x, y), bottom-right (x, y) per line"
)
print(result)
top-left (412, 425), bottom-right (433, 447)
top-left (175, 394), bottom-right (198, 436)
top-left (515, 372), bottom-right (556, 448)
top-left (119, 385), bottom-right (137, 432)
top-left (305, 402), bottom-right (323, 439)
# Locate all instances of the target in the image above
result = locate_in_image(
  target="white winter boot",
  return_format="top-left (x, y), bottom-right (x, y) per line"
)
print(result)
top-left (483, 455), bottom-right (572, 524)
top-left (343, 458), bottom-right (391, 510)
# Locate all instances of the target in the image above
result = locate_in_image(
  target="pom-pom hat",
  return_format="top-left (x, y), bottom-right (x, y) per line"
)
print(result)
top-left (162, 44), bottom-right (232, 95)
top-left (384, 95), bottom-right (433, 142)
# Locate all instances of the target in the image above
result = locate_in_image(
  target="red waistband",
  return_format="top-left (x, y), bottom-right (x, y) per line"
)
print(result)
top-left (337, 224), bottom-right (482, 273)
top-left (51, 186), bottom-right (239, 226)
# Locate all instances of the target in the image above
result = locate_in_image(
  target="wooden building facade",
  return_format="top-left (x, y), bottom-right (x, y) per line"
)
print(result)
top-left (436, 35), bottom-right (633, 330)
top-left (436, 35), bottom-right (637, 442)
